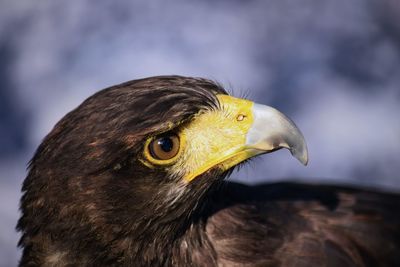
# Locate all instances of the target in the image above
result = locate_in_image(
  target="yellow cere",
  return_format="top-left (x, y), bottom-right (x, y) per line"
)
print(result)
top-left (170, 94), bottom-right (256, 182)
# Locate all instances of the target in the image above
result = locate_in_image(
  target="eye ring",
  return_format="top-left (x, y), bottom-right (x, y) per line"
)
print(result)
top-left (146, 133), bottom-right (181, 163)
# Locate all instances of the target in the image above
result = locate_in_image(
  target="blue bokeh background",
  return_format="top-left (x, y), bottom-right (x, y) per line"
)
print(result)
top-left (1, 0), bottom-right (400, 266)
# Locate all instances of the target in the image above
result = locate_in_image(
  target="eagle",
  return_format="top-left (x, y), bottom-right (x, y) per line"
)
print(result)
top-left (18, 76), bottom-right (400, 266)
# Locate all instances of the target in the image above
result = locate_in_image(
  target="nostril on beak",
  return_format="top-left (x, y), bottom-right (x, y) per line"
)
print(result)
top-left (236, 114), bottom-right (246, 121)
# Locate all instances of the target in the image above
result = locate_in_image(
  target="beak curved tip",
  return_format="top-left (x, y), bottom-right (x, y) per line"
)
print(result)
top-left (291, 145), bottom-right (309, 166)
top-left (249, 103), bottom-right (309, 166)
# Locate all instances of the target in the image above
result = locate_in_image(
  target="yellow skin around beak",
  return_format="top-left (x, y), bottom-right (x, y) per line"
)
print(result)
top-left (168, 95), bottom-right (308, 183)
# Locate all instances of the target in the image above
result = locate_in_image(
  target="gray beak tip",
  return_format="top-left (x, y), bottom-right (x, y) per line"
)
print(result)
top-left (291, 147), bottom-right (309, 166)
top-left (289, 135), bottom-right (309, 166)
top-left (249, 103), bottom-right (309, 167)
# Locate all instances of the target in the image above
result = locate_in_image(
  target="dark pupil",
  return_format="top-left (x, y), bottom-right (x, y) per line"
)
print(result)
top-left (157, 137), bottom-right (173, 152)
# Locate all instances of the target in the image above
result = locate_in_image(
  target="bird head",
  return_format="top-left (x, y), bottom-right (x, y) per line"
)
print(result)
top-left (18, 76), bottom-right (307, 264)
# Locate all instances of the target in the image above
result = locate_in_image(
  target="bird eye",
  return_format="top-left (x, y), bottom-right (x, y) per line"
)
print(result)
top-left (148, 134), bottom-right (180, 161)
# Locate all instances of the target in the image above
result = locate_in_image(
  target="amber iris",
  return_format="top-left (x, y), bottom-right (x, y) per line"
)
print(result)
top-left (149, 134), bottom-right (180, 160)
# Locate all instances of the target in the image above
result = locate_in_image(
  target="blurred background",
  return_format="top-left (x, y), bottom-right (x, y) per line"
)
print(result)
top-left (1, 0), bottom-right (400, 265)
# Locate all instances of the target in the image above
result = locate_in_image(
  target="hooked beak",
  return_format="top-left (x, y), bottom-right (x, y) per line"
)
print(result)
top-left (178, 94), bottom-right (308, 182)
top-left (246, 103), bottom-right (308, 165)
